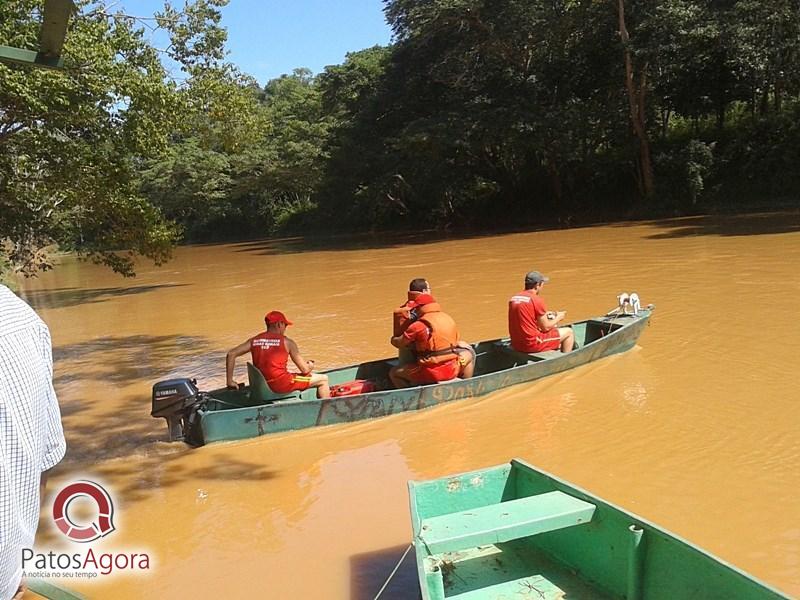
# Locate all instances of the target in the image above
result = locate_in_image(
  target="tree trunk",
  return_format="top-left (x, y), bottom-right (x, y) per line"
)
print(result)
top-left (546, 154), bottom-right (563, 209)
top-left (661, 108), bottom-right (671, 139)
top-left (617, 0), bottom-right (654, 199)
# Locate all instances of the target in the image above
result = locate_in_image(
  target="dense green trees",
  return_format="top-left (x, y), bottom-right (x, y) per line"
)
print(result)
top-left (0, 0), bottom-right (242, 276)
top-left (2, 0), bottom-right (799, 278)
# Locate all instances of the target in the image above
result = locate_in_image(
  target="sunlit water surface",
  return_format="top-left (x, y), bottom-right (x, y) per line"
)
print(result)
top-left (17, 213), bottom-right (800, 598)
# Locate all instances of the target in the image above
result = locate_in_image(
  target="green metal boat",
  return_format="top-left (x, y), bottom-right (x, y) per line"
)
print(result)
top-left (151, 308), bottom-right (653, 446)
top-left (408, 458), bottom-right (789, 599)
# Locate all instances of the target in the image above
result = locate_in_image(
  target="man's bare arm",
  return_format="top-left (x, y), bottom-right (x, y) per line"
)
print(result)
top-left (226, 339), bottom-right (252, 387)
top-left (536, 311), bottom-right (566, 332)
top-left (390, 334), bottom-right (410, 349)
top-left (286, 338), bottom-right (314, 374)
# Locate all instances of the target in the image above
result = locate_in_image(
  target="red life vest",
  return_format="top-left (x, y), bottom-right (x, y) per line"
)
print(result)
top-left (250, 332), bottom-right (289, 381)
top-left (393, 290), bottom-right (423, 336)
top-left (414, 302), bottom-right (460, 365)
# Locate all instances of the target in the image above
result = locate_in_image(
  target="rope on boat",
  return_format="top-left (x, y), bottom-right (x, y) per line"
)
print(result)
top-left (373, 543), bottom-right (413, 600)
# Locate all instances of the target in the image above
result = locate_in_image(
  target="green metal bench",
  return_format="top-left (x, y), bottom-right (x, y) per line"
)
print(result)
top-left (492, 341), bottom-right (565, 363)
top-left (529, 349), bottom-right (565, 360)
top-left (418, 490), bottom-right (596, 555)
top-left (244, 363), bottom-right (300, 406)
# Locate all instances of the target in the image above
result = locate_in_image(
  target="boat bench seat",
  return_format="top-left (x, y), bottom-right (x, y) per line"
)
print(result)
top-left (418, 490), bottom-right (596, 555)
top-left (245, 363), bottom-right (301, 406)
top-left (492, 341), bottom-right (564, 363)
top-left (529, 350), bottom-right (564, 360)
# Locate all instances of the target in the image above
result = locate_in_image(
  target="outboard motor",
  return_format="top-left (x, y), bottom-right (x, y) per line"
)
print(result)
top-left (151, 378), bottom-right (204, 442)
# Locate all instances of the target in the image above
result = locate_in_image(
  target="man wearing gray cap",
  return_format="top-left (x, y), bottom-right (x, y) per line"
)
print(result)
top-left (508, 271), bottom-right (575, 353)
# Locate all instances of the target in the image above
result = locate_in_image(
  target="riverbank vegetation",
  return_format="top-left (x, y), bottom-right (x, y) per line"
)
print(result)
top-left (2, 0), bottom-right (799, 277)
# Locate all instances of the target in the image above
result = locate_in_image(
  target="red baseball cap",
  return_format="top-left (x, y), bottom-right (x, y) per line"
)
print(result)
top-left (414, 293), bottom-right (435, 305)
top-left (265, 310), bottom-right (293, 325)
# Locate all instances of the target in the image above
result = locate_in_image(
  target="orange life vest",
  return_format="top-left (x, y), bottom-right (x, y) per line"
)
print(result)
top-left (392, 290), bottom-right (423, 336)
top-left (414, 302), bottom-right (460, 365)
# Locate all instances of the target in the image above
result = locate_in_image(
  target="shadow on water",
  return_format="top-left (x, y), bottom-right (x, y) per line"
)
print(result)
top-left (20, 283), bottom-right (190, 310)
top-left (228, 210), bottom-right (800, 257)
top-left (229, 229), bottom-right (533, 256)
top-left (52, 334), bottom-right (223, 466)
top-left (40, 355), bottom-right (277, 534)
top-left (45, 331), bottom-right (282, 514)
top-left (90, 447), bottom-right (278, 504)
top-left (350, 544), bottom-right (420, 600)
top-left (52, 334), bottom-right (216, 390)
top-left (36, 447), bottom-right (278, 545)
top-left (636, 211), bottom-right (800, 239)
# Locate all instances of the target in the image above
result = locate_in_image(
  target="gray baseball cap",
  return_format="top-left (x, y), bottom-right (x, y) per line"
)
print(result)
top-left (525, 271), bottom-right (550, 285)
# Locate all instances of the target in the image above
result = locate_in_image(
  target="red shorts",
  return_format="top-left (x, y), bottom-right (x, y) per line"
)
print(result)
top-left (515, 329), bottom-right (561, 353)
top-left (267, 373), bottom-right (312, 393)
top-left (405, 359), bottom-right (460, 385)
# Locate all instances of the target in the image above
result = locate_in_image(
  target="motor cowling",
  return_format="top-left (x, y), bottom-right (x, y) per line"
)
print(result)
top-left (151, 378), bottom-right (202, 442)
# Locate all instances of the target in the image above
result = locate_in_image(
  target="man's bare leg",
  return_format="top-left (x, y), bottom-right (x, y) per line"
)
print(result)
top-left (456, 342), bottom-right (476, 378)
top-left (310, 373), bottom-right (330, 398)
top-left (558, 327), bottom-right (575, 352)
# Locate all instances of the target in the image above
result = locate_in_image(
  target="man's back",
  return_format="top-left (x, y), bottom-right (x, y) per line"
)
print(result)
top-left (508, 289), bottom-right (549, 352)
top-left (0, 285), bottom-right (66, 599)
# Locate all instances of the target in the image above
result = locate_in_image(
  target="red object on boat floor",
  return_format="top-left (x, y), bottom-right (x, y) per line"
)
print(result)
top-left (330, 379), bottom-right (377, 397)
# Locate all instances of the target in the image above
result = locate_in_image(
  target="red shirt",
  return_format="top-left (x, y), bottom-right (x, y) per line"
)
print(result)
top-left (250, 332), bottom-right (289, 380)
top-left (508, 289), bottom-right (549, 352)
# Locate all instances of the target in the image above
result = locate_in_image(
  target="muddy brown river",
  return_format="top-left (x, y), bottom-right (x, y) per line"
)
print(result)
top-left (15, 213), bottom-right (800, 598)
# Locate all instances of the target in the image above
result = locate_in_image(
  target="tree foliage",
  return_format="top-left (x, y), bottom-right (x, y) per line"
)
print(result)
top-left (0, 0), bottom-right (238, 276)
top-left (3, 0), bottom-right (800, 278)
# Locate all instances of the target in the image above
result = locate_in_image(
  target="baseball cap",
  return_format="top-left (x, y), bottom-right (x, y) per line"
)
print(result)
top-left (525, 271), bottom-right (550, 285)
top-left (265, 310), bottom-right (293, 325)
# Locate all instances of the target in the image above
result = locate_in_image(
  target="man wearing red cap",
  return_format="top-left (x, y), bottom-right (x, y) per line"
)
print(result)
top-left (393, 278), bottom-right (431, 365)
top-left (389, 293), bottom-right (474, 387)
top-left (226, 311), bottom-right (330, 398)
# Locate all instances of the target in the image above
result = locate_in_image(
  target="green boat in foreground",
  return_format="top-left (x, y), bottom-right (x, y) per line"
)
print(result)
top-left (151, 307), bottom-right (653, 446)
top-left (408, 459), bottom-right (789, 600)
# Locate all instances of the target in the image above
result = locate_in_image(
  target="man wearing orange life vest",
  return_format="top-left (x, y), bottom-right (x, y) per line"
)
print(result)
top-left (508, 271), bottom-right (575, 353)
top-left (389, 293), bottom-right (475, 387)
top-left (393, 278), bottom-right (430, 365)
top-left (225, 311), bottom-right (330, 398)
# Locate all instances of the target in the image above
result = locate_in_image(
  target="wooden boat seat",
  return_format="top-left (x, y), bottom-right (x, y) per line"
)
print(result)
top-left (418, 491), bottom-right (595, 555)
top-left (245, 363), bottom-right (300, 406)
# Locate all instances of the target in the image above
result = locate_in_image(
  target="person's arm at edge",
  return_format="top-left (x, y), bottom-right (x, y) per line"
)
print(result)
top-left (286, 338), bottom-right (314, 375)
top-left (390, 333), bottom-right (411, 349)
top-left (392, 320), bottom-right (423, 348)
top-left (226, 339), bottom-right (252, 387)
top-left (15, 469), bottom-right (56, 599)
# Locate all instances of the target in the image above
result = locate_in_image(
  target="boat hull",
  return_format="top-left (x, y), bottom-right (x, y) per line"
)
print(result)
top-left (408, 458), bottom-right (789, 599)
top-left (189, 310), bottom-right (652, 445)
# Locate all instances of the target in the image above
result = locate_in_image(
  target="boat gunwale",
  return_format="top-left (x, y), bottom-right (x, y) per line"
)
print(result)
top-left (408, 457), bottom-right (791, 599)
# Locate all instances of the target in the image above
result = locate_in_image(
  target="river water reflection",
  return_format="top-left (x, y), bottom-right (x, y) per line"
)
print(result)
top-left (17, 213), bottom-right (800, 598)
